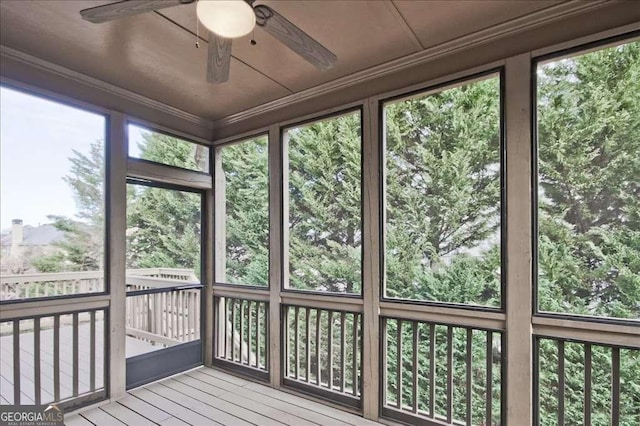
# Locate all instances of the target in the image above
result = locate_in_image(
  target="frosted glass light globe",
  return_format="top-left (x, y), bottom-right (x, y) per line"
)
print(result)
top-left (197, 0), bottom-right (256, 39)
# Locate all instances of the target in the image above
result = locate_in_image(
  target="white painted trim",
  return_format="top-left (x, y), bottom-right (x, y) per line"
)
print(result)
top-left (532, 316), bottom-right (640, 338)
top-left (127, 158), bottom-right (212, 189)
top-left (213, 127), bottom-right (271, 147)
top-left (531, 21), bottom-right (640, 58)
top-left (0, 76), bottom-right (112, 116)
top-left (127, 116), bottom-right (213, 147)
top-left (0, 45), bottom-right (213, 131)
top-left (0, 295), bottom-right (110, 321)
top-left (212, 0), bottom-right (611, 128)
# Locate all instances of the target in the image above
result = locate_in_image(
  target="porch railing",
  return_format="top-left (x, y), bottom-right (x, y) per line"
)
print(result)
top-left (0, 268), bottom-right (197, 300)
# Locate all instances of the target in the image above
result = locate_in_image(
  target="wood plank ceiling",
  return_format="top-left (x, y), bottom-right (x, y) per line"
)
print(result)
top-left (0, 0), bottom-right (561, 122)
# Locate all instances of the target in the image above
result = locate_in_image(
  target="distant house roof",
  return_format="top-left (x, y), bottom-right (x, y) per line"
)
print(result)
top-left (0, 224), bottom-right (65, 247)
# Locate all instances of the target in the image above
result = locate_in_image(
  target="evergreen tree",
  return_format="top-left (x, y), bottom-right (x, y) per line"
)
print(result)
top-left (32, 139), bottom-right (104, 272)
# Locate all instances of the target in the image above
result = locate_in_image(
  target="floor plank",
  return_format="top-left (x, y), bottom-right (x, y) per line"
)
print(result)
top-left (116, 395), bottom-right (173, 424)
top-left (149, 381), bottom-right (253, 426)
top-left (64, 414), bottom-right (94, 426)
top-left (161, 378), bottom-right (285, 426)
top-left (179, 373), bottom-right (317, 426)
top-left (101, 401), bottom-right (157, 426)
top-left (65, 368), bottom-right (381, 426)
top-left (188, 370), bottom-right (347, 426)
top-left (80, 408), bottom-right (126, 426)
top-left (130, 387), bottom-right (221, 425)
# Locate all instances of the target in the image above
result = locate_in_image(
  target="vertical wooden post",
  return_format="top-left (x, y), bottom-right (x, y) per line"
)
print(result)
top-left (269, 124), bottom-right (283, 387)
top-left (362, 98), bottom-right (380, 420)
top-left (505, 53), bottom-right (533, 424)
top-left (108, 111), bottom-right (128, 401)
top-left (204, 166), bottom-right (215, 365)
top-left (212, 146), bottom-right (225, 363)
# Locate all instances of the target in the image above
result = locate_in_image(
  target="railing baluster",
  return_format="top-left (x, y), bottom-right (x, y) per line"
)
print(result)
top-left (412, 321), bottom-right (419, 414)
top-left (612, 347), bottom-right (620, 426)
top-left (397, 319), bottom-right (403, 409)
top-left (264, 303), bottom-right (269, 371)
top-left (328, 311), bottom-right (334, 390)
top-left (173, 291), bottom-right (178, 340)
top-left (256, 302), bottom-right (261, 369)
top-left (381, 317), bottom-right (388, 407)
top-left (294, 306), bottom-right (300, 379)
top-left (54, 315), bottom-right (60, 402)
top-left (224, 298), bottom-right (229, 359)
top-left (352, 313), bottom-right (359, 396)
top-left (90, 310), bottom-right (96, 392)
top-left (486, 331), bottom-right (493, 426)
top-left (247, 300), bottom-right (253, 366)
top-left (231, 298), bottom-right (237, 362)
top-left (239, 299), bottom-right (245, 363)
top-left (305, 307), bottom-right (311, 383)
top-left (340, 311), bottom-right (346, 393)
top-left (167, 292), bottom-right (172, 337)
top-left (466, 328), bottom-right (472, 425)
top-left (584, 343), bottom-right (591, 425)
top-left (73, 312), bottom-right (79, 396)
top-left (34, 318), bottom-right (41, 404)
top-left (13, 320), bottom-right (20, 405)
top-left (446, 326), bottom-right (453, 424)
top-left (558, 340), bottom-right (565, 426)
top-left (316, 309), bottom-right (322, 385)
top-left (429, 323), bottom-right (435, 418)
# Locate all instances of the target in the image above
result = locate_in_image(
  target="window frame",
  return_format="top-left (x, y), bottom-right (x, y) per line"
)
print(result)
top-left (281, 107), bottom-right (365, 298)
top-left (127, 120), bottom-right (212, 175)
top-left (531, 30), bottom-right (640, 326)
top-left (0, 83), bottom-right (110, 305)
top-left (378, 68), bottom-right (506, 313)
top-left (213, 133), bottom-right (271, 289)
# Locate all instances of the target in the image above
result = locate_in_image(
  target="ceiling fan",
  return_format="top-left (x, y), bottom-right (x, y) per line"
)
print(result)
top-left (79, 0), bottom-right (337, 83)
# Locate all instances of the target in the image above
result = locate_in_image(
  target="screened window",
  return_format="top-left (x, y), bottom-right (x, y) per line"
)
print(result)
top-left (383, 75), bottom-right (502, 307)
top-left (128, 123), bottom-right (210, 173)
top-left (218, 136), bottom-right (269, 286)
top-left (536, 39), bottom-right (640, 320)
top-left (0, 86), bottom-right (106, 300)
top-left (285, 111), bottom-right (362, 294)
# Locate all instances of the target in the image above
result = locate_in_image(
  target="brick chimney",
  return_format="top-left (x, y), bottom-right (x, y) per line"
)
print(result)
top-left (11, 219), bottom-right (23, 256)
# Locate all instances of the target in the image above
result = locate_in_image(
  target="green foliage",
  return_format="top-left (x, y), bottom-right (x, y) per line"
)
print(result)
top-left (385, 77), bottom-right (501, 306)
top-left (221, 137), bottom-right (269, 286)
top-left (287, 112), bottom-right (362, 293)
top-left (32, 139), bottom-right (105, 272)
top-left (537, 41), bottom-right (640, 319)
top-left (126, 133), bottom-right (202, 276)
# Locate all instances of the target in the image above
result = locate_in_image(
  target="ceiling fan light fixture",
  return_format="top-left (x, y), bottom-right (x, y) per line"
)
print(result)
top-left (197, 0), bottom-right (256, 39)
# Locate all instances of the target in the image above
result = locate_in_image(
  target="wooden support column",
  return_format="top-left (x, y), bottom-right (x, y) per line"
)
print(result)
top-left (204, 147), bottom-right (216, 366)
top-left (107, 111), bottom-right (127, 401)
top-left (362, 99), bottom-right (380, 420)
top-left (212, 147), bottom-right (226, 362)
top-left (269, 124), bottom-right (283, 387)
top-left (504, 53), bottom-right (533, 424)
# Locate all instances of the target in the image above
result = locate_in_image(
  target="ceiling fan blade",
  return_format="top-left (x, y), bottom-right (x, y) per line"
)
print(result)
top-left (80, 0), bottom-right (192, 24)
top-left (254, 5), bottom-right (336, 71)
top-left (207, 32), bottom-right (232, 84)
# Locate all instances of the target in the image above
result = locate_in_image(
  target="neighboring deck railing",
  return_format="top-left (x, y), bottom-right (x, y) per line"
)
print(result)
top-left (0, 268), bottom-right (196, 300)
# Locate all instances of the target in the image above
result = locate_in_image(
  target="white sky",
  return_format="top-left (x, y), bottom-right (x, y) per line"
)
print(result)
top-left (0, 86), bottom-right (146, 232)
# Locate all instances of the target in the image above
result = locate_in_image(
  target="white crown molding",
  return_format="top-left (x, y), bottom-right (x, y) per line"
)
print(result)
top-left (0, 44), bottom-right (214, 131)
top-left (213, 0), bottom-right (613, 128)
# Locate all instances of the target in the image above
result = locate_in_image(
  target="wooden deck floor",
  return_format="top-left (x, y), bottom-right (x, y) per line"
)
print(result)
top-left (0, 321), bottom-right (162, 405)
top-left (65, 367), bottom-right (380, 426)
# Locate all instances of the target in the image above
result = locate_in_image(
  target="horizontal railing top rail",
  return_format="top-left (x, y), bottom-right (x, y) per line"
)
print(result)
top-left (0, 268), bottom-right (197, 284)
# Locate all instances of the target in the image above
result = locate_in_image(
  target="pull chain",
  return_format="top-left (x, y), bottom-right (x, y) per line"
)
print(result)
top-left (250, 27), bottom-right (256, 46)
top-left (195, 11), bottom-right (200, 48)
